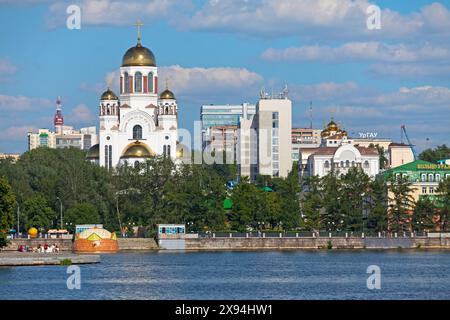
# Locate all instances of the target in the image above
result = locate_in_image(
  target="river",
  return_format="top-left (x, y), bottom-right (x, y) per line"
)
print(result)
top-left (1, 250), bottom-right (449, 300)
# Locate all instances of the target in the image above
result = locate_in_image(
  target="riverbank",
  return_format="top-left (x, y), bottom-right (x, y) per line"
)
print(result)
top-left (0, 252), bottom-right (100, 266)
top-left (3, 236), bottom-right (450, 252)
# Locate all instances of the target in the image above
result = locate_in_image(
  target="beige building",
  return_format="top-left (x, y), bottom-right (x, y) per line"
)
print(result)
top-left (28, 126), bottom-right (98, 151)
top-left (0, 153), bottom-right (21, 162)
top-left (256, 97), bottom-right (292, 178)
top-left (389, 143), bottom-right (415, 169)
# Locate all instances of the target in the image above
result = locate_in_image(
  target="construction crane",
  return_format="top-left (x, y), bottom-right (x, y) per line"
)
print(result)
top-left (401, 125), bottom-right (418, 160)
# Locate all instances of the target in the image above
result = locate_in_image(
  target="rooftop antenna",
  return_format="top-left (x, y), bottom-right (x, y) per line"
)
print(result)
top-left (309, 101), bottom-right (313, 129)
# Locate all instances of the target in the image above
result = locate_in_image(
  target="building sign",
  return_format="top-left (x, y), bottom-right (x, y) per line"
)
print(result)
top-left (417, 164), bottom-right (450, 170)
top-left (358, 132), bottom-right (378, 139)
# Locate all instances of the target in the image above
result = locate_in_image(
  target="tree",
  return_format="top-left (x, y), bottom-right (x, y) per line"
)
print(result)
top-left (229, 179), bottom-right (263, 231)
top-left (387, 176), bottom-right (415, 233)
top-left (367, 178), bottom-right (388, 232)
top-left (300, 175), bottom-right (323, 232)
top-left (320, 171), bottom-right (343, 231)
top-left (436, 177), bottom-right (450, 232)
top-left (341, 168), bottom-right (371, 232)
top-left (23, 194), bottom-right (56, 232)
top-left (0, 175), bottom-right (16, 232)
top-left (64, 203), bottom-right (101, 232)
top-left (419, 145), bottom-right (450, 164)
top-left (413, 198), bottom-right (436, 232)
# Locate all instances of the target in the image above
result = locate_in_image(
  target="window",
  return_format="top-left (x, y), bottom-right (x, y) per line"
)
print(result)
top-left (436, 174), bottom-right (441, 182)
top-left (421, 174), bottom-right (427, 182)
top-left (272, 112), bottom-right (279, 128)
top-left (167, 145), bottom-right (171, 157)
top-left (134, 161), bottom-right (140, 168)
top-left (324, 161), bottom-right (330, 169)
top-left (428, 174), bottom-right (434, 182)
top-left (163, 145), bottom-right (167, 157)
top-left (430, 187), bottom-right (435, 194)
top-left (135, 72), bottom-right (142, 92)
top-left (346, 160), bottom-right (350, 168)
top-left (108, 145), bottom-right (112, 169)
top-left (446, 174), bottom-right (450, 180)
top-left (104, 145), bottom-right (108, 169)
top-left (364, 161), bottom-right (370, 169)
top-left (124, 72), bottom-right (129, 93)
top-left (148, 72), bottom-right (154, 93)
top-left (422, 187), bottom-right (427, 194)
top-left (133, 125), bottom-right (142, 140)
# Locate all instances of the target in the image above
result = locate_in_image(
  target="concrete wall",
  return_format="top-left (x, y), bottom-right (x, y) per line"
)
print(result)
top-left (185, 236), bottom-right (450, 250)
top-left (117, 238), bottom-right (158, 250)
top-left (185, 237), bottom-right (365, 250)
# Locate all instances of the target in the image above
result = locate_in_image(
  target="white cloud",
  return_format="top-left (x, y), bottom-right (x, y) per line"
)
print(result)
top-left (0, 58), bottom-right (16, 74)
top-left (262, 42), bottom-right (450, 63)
top-left (69, 104), bottom-right (95, 123)
top-left (369, 63), bottom-right (450, 80)
top-left (45, 0), bottom-right (193, 28)
top-left (158, 65), bottom-right (263, 97)
top-left (0, 125), bottom-right (38, 142)
top-left (0, 94), bottom-right (52, 111)
top-left (178, 0), bottom-right (450, 41)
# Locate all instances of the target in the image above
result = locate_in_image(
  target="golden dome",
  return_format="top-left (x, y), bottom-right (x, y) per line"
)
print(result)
top-left (86, 144), bottom-right (99, 159)
top-left (326, 120), bottom-right (338, 130)
top-left (121, 142), bottom-right (154, 159)
top-left (160, 89), bottom-right (175, 100)
top-left (101, 89), bottom-right (118, 101)
top-left (122, 43), bottom-right (156, 67)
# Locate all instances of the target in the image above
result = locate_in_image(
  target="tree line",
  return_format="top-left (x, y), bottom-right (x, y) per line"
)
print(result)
top-left (0, 146), bottom-right (449, 242)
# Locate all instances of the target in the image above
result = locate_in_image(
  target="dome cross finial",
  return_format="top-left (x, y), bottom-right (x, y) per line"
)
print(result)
top-left (134, 18), bottom-right (144, 46)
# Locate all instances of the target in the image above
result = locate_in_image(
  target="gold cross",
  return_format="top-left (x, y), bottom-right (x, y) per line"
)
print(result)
top-left (134, 18), bottom-right (144, 44)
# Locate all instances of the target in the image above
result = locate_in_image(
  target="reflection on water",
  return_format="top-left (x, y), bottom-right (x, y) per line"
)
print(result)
top-left (1, 250), bottom-right (450, 300)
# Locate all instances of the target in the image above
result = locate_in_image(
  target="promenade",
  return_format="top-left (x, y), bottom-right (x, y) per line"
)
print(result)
top-left (0, 252), bottom-right (100, 266)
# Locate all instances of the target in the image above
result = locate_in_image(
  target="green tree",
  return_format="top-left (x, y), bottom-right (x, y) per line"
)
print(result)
top-left (229, 178), bottom-right (263, 231)
top-left (320, 171), bottom-right (343, 231)
top-left (300, 175), bottom-right (323, 232)
top-left (23, 194), bottom-right (56, 232)
top-left (367, 178), bottom-right (388, 232)
top-left (413, 197), bottom-right (436, 232)
top-left (387, 176), bottom-right (415, 233)
top-left (419, 145), bottom-right (450, 164)
top-left (0, 175), bottom-right (16, 232)
top-left (64, 203), bottom-right (101, 232)
top-left (341, 168), bottom-right (371, 232)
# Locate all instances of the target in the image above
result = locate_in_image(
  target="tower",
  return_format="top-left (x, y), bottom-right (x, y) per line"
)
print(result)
top-left (54, 96), bottom-right (64, 134)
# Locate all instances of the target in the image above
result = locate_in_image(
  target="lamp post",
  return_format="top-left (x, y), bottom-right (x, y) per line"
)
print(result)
top-left (16, 202), bottom-right (20, 239)
top-left (56, 197), bottom-right (63, 230)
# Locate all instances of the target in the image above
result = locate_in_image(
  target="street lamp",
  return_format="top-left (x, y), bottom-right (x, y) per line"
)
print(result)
top-left (56, 197), bottom-right (63, 230)
top-left (16, 201), bottom-right (20, 239)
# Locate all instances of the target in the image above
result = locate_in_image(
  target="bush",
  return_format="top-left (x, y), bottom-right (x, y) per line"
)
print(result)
top-left (326, 240), bottom-right (333, 250)
top-left (0, 232), bottom-right (10, 249)
top-left (60, 259), bottom-right (72, 266)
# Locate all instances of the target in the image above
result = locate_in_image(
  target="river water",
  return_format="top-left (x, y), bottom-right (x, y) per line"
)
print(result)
top-left (1, 250), bottom-right (449, 300)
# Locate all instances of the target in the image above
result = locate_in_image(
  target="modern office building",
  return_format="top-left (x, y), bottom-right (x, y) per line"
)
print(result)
top-left (256, 95), bottom-right (293, 178)
top-left (291, 128), bottom-right (321, 162)
top-left (201, 103), bottom-right (256, 150)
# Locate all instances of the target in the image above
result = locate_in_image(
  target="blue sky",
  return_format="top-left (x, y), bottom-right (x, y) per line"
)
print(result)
top-left (0, 0), bottom-right (450, 153)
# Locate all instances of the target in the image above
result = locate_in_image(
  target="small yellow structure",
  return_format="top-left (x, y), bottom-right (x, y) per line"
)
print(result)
top-left (73, 227), bottom-right (118, 253)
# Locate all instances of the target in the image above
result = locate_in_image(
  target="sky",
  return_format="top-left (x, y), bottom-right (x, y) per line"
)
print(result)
top-left (0, 0), bottom-right (449, 153)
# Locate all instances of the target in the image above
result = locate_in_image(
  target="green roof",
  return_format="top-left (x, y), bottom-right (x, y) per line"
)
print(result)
top-left (383, 160), bottom-right (450, 177)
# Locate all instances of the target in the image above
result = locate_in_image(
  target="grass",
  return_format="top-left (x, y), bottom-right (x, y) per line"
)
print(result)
top-left (60, 258), bottom-right (72, 266)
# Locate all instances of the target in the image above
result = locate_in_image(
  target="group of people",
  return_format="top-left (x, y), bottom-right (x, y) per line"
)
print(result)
top-left (18, 244), bottom-right (60, 253)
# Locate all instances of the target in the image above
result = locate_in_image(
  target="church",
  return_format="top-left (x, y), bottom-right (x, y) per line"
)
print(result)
top-left (87, 23), bottom-right (179, 168)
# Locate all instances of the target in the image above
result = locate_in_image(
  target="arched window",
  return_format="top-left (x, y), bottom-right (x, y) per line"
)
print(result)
top-left (148, 72), bottom-right (154, 93)
top-left (436, 174), bottom-right (441, 182)
top-left (124, 72), bottom-right (129, 93)
top-left (428, 174), bottom-right (434, 182)
top-left (346, 160), bottom-right (350, 168)
top-left (163, 145), bottom-right (167, 157)
top-left (167, 145), bottom-right (171, 157)
top-left (324, 161), bottom-right (330, 169)
top-left (134, 161), bottom-right (140, 168)
top-left (364, 161), bottom-right (370, 169)
top-left (135, 72), bottom-right (142, 93)
top-left (133, 125), bottom-right (142, 140)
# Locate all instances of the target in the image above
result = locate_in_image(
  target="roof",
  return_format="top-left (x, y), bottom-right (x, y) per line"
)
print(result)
top-left (389, 143), bottom-right (411, 148)
top-left (310, 145), bottom-right (379, 157)
top-left (383, 160), bottom-right (450, 176)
